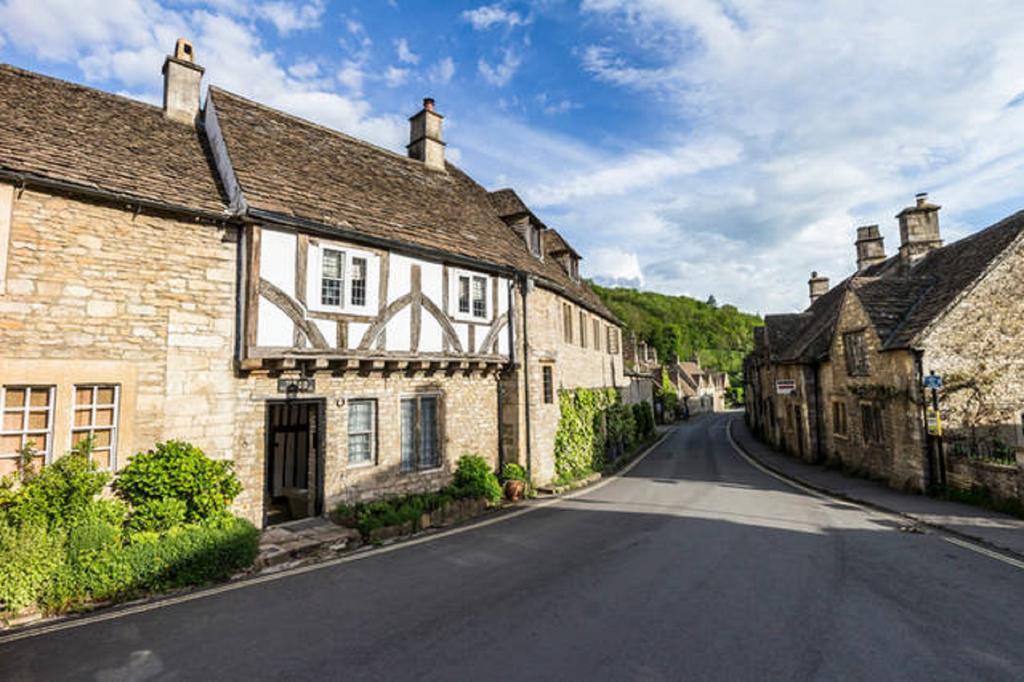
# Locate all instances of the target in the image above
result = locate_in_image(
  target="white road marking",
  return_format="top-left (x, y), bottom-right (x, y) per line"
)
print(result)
top-left (0, 430), bottom-right (672, 644)
top-left (725, 417), bottom-right (1024, 573)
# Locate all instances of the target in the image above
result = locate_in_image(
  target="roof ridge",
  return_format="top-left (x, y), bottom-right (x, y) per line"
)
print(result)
top-left (208, 86), bottom-right (446, 174)
top-left (0, 63), bottom-right (165, 117)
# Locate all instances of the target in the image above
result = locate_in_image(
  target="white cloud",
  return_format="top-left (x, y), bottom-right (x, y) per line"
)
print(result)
top-left (336, 60), bottom-right (365, 94)
top-left (461, 4), bottom-right (529, 30)
top-left (395, 37), bottom-right (419, 65)
top-left (429, 56), bottom-right (455, 85)
top-left (384, 65), bottom-right (408, 88)
top-left (255, 0), bottom-right (324, 35)
top-left (288, 60), bottom-right (320, 80)
top-left (536, 93), bottom-right (580, 115)
top-left (478, 49), bottom-right (521, 87)
top-left (586, 247), bottom-right (645, 288)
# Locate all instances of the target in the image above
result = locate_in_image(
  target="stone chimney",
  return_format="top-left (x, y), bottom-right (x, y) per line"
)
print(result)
top-left (855, 224), bottom-right (886, 271)
top-left (408, 97), bottom-right (446, 171)
top-left (808, 271), bottom-right (829, 305)
top-left (897, 192), bottom-right (942, 268)
top-left (162, 38), bottom-right (203, 125)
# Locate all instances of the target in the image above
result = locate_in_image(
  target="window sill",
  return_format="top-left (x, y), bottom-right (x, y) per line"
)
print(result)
top-left (400, 465), bottom-right (444, 475)
top-left (346, 460), bottom-right (376, 469)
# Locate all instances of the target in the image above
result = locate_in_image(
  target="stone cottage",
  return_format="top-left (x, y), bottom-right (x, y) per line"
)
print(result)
top-left (0, 40), bottom-right (628, 526)
top-left (746, 193), bottom-right (1024, 501)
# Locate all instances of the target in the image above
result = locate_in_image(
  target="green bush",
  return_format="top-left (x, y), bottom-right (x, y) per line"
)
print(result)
top-left (0, 520), bottom-right (67, 612)
top-left (501, 462), bottom-right (527, 482)
top-left (5, 440), bottom-right (110, 530)
top-left (451, 455), bottom-right (502, 504)
top-left (633, 402), bottom-right (655, 439)
top-left (115, 441), bottom-right (242, 524)
top-left (127, 497), bottom-right (188, 534)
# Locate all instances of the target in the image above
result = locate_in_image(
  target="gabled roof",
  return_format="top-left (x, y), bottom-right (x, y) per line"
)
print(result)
top-left (0, 64), bottom-right (225, 215)
top-left (208, 87), bottom-right (619, 324)
top-left (544, 229), bottom-right (581, 259)
top-left (763, 312), bottom-right (812, 363)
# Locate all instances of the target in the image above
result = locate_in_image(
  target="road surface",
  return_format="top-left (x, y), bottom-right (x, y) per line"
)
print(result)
top-left (3, 413), bottom-right (1023, 681)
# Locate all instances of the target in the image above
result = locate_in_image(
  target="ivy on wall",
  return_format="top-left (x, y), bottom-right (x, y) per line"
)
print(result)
top-left (553, 388), bottom-right (654, 482)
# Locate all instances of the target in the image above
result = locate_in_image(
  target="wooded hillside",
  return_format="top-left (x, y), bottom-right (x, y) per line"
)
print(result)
top-left (592, 284), bottom-right (762, 385)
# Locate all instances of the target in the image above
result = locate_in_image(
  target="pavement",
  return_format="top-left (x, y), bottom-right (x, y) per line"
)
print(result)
top-left (730, 414), bottom-right (1024, 558)
top-left (3, 413), bottom-right (1024, 681)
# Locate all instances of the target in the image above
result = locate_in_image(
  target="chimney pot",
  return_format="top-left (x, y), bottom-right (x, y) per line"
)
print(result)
top-left (897, 193), bottom-right (942, 268)
top-left (916, 192), bottom-right (928, 207)
top-left (808, 271), bottom-right (829, 305)
top-left (423, 97), bottom-right (435, 111)
top-left (162, 38), bottom-right (203, 126)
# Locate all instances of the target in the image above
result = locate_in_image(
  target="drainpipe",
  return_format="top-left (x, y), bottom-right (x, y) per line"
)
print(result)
top-left (913, 350), bottom-right (934, 490)
top-left (521, 274), bottom-right (534, 484)
top-left (813, 360), bottom-right (824, 463)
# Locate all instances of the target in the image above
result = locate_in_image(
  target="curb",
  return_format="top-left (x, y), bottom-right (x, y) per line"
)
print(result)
top-left (726, 418), bottom-right (1024, 564)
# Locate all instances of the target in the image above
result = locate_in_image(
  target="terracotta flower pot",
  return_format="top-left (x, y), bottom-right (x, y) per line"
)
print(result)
top-left (505, 479), bottom-right (525, 502)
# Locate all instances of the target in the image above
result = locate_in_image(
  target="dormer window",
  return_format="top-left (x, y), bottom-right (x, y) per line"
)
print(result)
top-left (570, 257), bottom-right (580, 281)
top-left (528, 225), bottom-right (542, 257)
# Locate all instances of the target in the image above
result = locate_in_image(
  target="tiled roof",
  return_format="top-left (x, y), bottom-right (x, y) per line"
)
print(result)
top-left (488, 188), bottom-right (530, 219)
top-left (544, 229), bottom-right (580, 258)
top-left (209, 87), bottom-right (618, 323)
top-left (0, 64), bottom-right (225, 215)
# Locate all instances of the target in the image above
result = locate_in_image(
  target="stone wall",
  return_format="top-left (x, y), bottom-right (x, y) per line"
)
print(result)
top-left (230, 371), bottom-right (499, 523)
top-left (921, 236), bottom-right (1024, 454)
top-left (822, 293), bottom-right (925, 490)
top-left (0, 186), bottom-right (239, 475)
top-left (946, 453), bottom-right (1022, 505)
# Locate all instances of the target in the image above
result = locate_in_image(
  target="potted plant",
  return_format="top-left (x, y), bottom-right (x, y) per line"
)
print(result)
top-left (501, 462), bottom-right (528, 501)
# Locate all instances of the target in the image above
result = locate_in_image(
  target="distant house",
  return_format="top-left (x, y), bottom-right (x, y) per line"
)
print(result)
top-left (746, 194), bottom-right (1024, 500)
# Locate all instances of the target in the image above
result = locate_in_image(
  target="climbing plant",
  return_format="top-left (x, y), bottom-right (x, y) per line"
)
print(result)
top-left (554, 388), bottom-right (648, 481)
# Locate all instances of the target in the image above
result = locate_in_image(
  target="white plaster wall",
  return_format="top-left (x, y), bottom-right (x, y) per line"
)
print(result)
top-left (257, 297), bottom-right (293, 346)
top-left (388, 254), bottom-right (413, 304)
top-left (387, 306), bottom-right (411, 351)
top-left (455, 323), bottom-right (469, 352)
top-left (260, 229), bottom-right (296, 297)
top-left (313, 318), bottom-right (337, 346)
top-left (420, 315), bottom-right (442, 352)
top-left (349, 321), bottom-right (369, 349)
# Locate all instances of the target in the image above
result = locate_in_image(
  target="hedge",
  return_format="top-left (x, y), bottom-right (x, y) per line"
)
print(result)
top-left (554, 388), bottom-right (655, 482)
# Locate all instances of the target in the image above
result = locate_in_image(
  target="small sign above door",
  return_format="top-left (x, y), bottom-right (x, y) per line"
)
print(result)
top-left (277, 378), bottom-right (316, 395)
top-left (775, 379), bottom-right (797, 395)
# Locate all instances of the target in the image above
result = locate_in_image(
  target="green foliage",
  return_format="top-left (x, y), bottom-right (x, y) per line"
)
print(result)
top-left (115, 441), bottom-right (242, 525)
top-left (658, 369), bottom-right (679, 419)
top-left (3, 440), bottom-right (110, 530)
top-left (337, 489), bottom-right (468, 537)
top-left (554, 388), bottom-right (650, 482)
top-left (593, 284), bottom-right (762, 387)
top-left (501, 462), bottom-right (528, 482)
top-left (451, 454), bottom-right (502, 504)
top-left (127, 497), bottom-right (188, 534)
top-left (0, 520), bottom-right (67, 612)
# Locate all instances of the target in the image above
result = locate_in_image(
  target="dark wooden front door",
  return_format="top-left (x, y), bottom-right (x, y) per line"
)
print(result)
top-left (265, 400), bottom-right (325, 526)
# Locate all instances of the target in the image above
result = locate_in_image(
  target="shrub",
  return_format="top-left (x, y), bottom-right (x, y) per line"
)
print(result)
top-left (633, 402), bottom-right (655, 439)
top-left (501, 462), bottom-right (527, 482)
top-left (451, 455), bottom-right (502, 504)
top-left (5, 440), bottom-right (110, 530)
top-left (115, 441), bottom-right (242, 524)
top-left (0, 520), bottom-right (66, 613)
top-left (128, 498), bottom-right (188, 534)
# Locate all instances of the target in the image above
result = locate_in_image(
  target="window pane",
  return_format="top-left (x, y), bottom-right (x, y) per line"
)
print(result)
top-left (321, 249), bottom-right (344, 307)
top-left (29, 388), bottom-right (51, 407)
top-left (5, 389), bottom-right (25, 408)
top-left (93, 429), bottom-right (112, 448)
top-left (0, 457), bottom-right (17, 477)
top-left (75, 387), bottom-right (92, 405)
top-left (3, 411), bottom-right (22, 431)
top-left (94, 408), bottom-right (115, 427)
top-left (322, 279), bottom-right (341, 306)
top-left (350, 257), bottom-right (367, 307)
top-left (27, 411), bottom-right (48, 430)
top-left (71, 431), bottom-right (91, 448)
top-left (401, 399), bottom-right (416, 471)
top-left (349, 434), bottom-right (371, 464)
top-left (96, 387), bottom-right (115, 405)
top-left (75, 409), bottom-right (92, 427)
top-left (91, 449), bottom-right (112, 469)
top-left (420, 397), bottom-right (439, 468)
top-left (458, 277), bottom-right (470, 314)
top-left (349, 401), bottom-right (372, 433)
top-left (472, 277), bottom-right (487, 318)
top-left (32, 434), bottom-right (48, 454)
top-left (322, 250), bottom-right (343, 279)
top-left (1, 434), bottom-right (22, 454)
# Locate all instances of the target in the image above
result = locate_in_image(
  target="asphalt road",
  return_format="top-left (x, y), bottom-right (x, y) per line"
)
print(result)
top-left (3, 413), bottom-right (1024, 681)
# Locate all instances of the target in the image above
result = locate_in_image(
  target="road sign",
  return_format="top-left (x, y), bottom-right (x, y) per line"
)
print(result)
top-left (775, 379), bottom-right (797, 395)
top-left (923, 374), bottom-right (943, 390)
top-left (926, 406), bottom-right (943, 436)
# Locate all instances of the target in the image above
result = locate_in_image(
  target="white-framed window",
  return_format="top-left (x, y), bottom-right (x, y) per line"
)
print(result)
top-left (451, 269), bottom-right (490, 321)
top-left (401, 394), bottom-right (441, 471)
top-left (307, 240), bottom-right (379, 315)
top-left (1, 385), bottom-right (54, 475)
top-left (347, 399), bottom-right (376, 466)
top-left (71, 385), bottom-right (120, 470)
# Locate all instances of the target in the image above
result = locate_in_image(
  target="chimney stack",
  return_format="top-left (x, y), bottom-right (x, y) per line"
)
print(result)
top-left (897, 192), bottom-right (941, 268)
top-left (162, 38), bottom-right (203, 125)
top-left (855, 224), bottom-right (886, 271)
top-left (808, 271), bottom-right (829, 305)
top-left (408, 97), bottom-right (446, 171)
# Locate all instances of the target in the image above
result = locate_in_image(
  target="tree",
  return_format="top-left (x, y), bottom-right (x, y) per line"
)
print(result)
top-left (706, 295), bottom-right (717, 307)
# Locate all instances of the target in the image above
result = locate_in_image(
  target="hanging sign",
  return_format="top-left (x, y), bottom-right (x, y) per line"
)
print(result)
top-left (926, 406), bottom-right (943, 436)
top-left (277, 378), bottom-right (316, 395)
top-left (923, 374), bottom-right (943, 390)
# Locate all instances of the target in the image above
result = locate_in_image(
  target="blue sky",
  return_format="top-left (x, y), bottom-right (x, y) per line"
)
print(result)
top-left (4, 1), bottom-right (1024, 315)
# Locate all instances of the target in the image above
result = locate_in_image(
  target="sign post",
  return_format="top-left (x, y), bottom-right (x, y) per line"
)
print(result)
top-left (923, 371), bottom-right (946, 489)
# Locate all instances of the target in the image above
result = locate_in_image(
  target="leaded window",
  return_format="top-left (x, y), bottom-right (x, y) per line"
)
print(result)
top-left (401, 395), bottom-right (441, 471)
top-left (321, 249), bottom-right (344, 307)
top-left (471, 276), bottom-right (487, 319)
top-left (458, 276), bottom-right (471, 315)
top-left (542, 366), bottom-right (554, 404)
top-left (350, 257), bottom-right (367, 307)
top-left (347, 399), bottom-right (375, 465)
top-left (843, 331), bottom-right (868, 376)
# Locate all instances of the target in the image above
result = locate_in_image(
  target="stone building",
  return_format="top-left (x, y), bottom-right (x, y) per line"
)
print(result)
top-left (0, 41), bottom-right (627, 526)
top-left (488, 189), bottom-right (626, 486)
top-left (746, 194), bottom-right (1024, 502)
